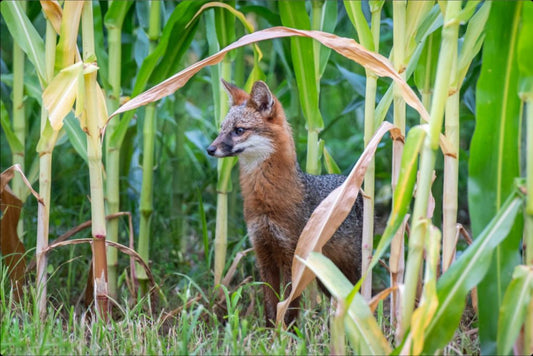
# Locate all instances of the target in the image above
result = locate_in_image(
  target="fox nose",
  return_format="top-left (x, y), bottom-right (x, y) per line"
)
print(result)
top-left (207, 145), bottom-right (217, 156)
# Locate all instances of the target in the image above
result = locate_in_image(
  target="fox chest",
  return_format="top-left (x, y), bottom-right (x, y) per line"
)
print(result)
top-left (246, 215), bottom-right (301, 252)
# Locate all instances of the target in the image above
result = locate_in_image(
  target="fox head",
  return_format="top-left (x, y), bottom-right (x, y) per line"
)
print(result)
top-left (207, 80), bottom-right (294, 170)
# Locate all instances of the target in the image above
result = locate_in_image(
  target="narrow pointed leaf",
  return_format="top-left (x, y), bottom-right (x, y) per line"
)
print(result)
top-left (323, 146), bottom-right (341, 175)
top-left (63, 113), bottom-right (87, 163)
top-left (344, 1), bottom-right (374, 51)
top-left (0, 103), bottom-right (24, 154)
top-left (456, 2), bottom-right (490, 86)
top-left (1, 1), bottom-right (46, 85)
top-left (370, 126), bottom-right (425, 271)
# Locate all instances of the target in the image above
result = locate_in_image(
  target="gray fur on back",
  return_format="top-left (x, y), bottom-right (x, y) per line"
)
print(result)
top-left (299, 169), bottom-right (364, 236)
top-left (297, 169), bottom-right (364, 283)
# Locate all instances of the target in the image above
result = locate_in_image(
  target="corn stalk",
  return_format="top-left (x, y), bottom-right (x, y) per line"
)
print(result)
top-left (81, 2), bottom-right (109, 320)
top-left (279, 0), bottom-right (322, 175)
top-left (36, 12), bottom-right (58, 319)
top-left (211, 5), bottom-right (236, 286)
top-left (399, 0), bottom-right (461, 340)
top-left (443, 2), bottom-right (489, 272)
top-left (390, 1), bottom-right (407, 336)
top-left (344, 0), bottom-right (383, 302)
top-left (104, 0), bottom-right (132, 299)
top-left (525, 97), bottom-right (533, 355)
top-left (518, 3), bottom-right (533, 353)
top-left (11, 2), bottom-right (27, 239)
top-left (136, 0), bottom-right (161, 295)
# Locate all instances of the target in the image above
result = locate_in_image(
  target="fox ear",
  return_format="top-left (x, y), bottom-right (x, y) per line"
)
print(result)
top-left (221, 79), bottom-right (248, 106)
top-left (249, 81), bottom-right (274, 114)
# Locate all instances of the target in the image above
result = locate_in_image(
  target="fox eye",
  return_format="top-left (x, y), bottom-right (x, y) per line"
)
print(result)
top-left (233, 127), bottom-right (245, 136)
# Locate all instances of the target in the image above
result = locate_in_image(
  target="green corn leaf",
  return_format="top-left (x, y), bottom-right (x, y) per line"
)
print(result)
top-left (215, 1), bottom-right (236, 48)
top-left (344, 1), bottom-right (374, 51)
top-left (110, 0), bottom-right (206, 148)
top-left (63, 113), bottom-right (87, 164)
top-left (414, 4), bottom-right (442, 44)
top-left (240, 5), bottom-right (281, 27)
top-left (36, 120), bottom-right (58, 155)
top-left (299, 252), bottom-right (392, 355)
top-left (318, 0), bottom-right (337, 78)
top-left (93, 1), bottom-right (109, 90)
top-left (104, 0), bottom-right (133, 29)
top-left (279, 0), bottom-right (323, 132)
top-left (517, 2), bottom-right (533, 100)
top-left (405, 1), bottom-right (434, 56)
top-left (370, 125), bottom-right (425, 271)
top-left (497, 265), bottom-right (533, 355)
top-left (414, 31), bottom-right (441, 96)
top-left (422, 192), bottom-right (523, 353)
top-left (456, 1), bottom-right (490, 87)
top-left (457, 0), bottom-right (481, 23)
top-left (468, 3), bottom-right (524, 353)
top-left (0, 101), bottom-right (24, 154)
top-left (1, 1), bottom-right (46, 86)
top-left (322, 145), bottom-right (341, 175)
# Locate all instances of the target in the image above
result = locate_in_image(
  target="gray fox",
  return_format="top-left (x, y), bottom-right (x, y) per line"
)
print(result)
top-left (207, 80), bottom-right (363, 327)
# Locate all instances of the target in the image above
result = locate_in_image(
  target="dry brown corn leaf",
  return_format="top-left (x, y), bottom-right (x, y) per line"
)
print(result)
top-left (111, 27), bottom-right (429, 122)
top-left (276, 122), bottom-right (400, 326)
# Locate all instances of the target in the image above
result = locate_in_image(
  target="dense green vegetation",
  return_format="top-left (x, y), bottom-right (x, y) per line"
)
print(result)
top-left (1, 1), bottom-right (531, 354)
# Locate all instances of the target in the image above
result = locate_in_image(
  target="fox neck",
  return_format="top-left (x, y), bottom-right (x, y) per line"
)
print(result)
top-left (238, 127), bottom-right (304, 224)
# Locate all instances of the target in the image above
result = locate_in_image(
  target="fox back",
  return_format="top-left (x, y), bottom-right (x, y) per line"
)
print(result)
top-left (207, 80), bottom-right (363, 327)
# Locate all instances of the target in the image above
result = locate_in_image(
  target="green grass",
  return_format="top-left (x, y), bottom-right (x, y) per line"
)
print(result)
top-left (1, 262), bottom-right (480, 355)
top-left (1, 268), bottom-right (342, 355)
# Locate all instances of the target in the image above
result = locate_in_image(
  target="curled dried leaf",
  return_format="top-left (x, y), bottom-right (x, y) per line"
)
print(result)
top-left (111, 27), bottom-right (429, 122)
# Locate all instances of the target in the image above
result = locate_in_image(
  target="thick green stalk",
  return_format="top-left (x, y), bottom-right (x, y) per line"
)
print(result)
top-left (399, 1), bottom-right (461, 339)
top-left (137, 103), bottom-right (156, 291)
top-left (525, 99), bottom-right (533, 354)
top-left (361, 4), bottom-right (382, 301)
top-left (390, 0), bottom-right (406, 336)
top-left (311, 0), bottom-right (323, 85)
top-left (105, 5), bottom-right (125, 300)
top-left (82, 2), bottom-right (109, 321)
top-left (442, 89), bottom-right (459, 272)
top-left (279, 0), bottom-right (322, 175)
top-left (214, 59), bottom-right (233, 286)
top-left (136, 0), bottom-right (161, 294)
top-left (12, 2), bottom-right (26, 239)
top-left (362, 72), bottom-right (377, 301)
top-left (36, 19), bottom-right (56, 318)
